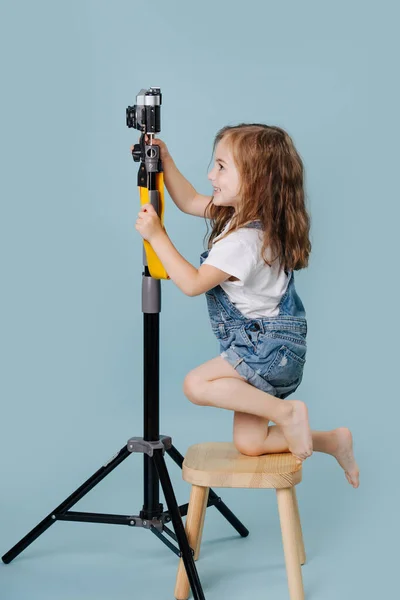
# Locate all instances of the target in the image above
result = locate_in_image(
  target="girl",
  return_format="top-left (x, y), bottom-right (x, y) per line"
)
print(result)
top-left (133, 124), bottom-right (359, 487)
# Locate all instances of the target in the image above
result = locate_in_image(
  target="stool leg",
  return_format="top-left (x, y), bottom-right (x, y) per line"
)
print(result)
top-left (291, 487), bottom-right (306, 565)
top-left (175, 485), bottom-right (210, 600)
top-left (194, 486), bottom-right (209, 561)
top-left (276, 487), bottom-right (305, 600)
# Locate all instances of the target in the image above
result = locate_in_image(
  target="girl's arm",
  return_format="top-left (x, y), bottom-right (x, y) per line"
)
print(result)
top-left (141, 138), bottom-right (211, 217)
top-left (150, 228), bottom-right (230, 296)
top-left (132, 138), bottom-right (201, 213)
top-left (163, 156), bottom-right (211, 217)
top-left (162, 155), bottom-right (197, 211)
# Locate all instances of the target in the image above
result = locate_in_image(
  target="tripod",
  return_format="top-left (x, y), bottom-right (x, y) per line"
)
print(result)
top-left (2, 87), bottom-right (249, 600)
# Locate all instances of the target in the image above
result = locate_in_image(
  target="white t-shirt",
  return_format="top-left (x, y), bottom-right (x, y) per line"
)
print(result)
top-left (202, 222), bottom-right (289, 318)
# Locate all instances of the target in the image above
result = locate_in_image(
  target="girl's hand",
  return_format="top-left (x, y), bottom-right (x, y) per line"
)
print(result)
top-left (135, 203), bottom-right (164, 242)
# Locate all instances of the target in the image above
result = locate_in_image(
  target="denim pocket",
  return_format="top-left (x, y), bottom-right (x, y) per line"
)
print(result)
top-left (265, 344), bottom-right (306, 389)
top-left (264, 329), bottom-right (307, 347)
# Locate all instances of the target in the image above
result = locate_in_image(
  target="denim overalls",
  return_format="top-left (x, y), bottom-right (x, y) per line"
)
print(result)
top-left (200, 221), bottom-right (307, 399)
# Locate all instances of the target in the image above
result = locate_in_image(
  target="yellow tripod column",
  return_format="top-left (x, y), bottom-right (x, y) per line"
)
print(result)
top-left (139, 171), bottom-right (169, 280)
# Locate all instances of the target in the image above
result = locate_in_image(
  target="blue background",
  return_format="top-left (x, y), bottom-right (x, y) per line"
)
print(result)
top-left (1, 1), bottom-right (398, 598)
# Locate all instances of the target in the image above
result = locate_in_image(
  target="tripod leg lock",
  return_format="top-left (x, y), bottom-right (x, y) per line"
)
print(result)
top-left (127, 435), bottom-right (172, 457)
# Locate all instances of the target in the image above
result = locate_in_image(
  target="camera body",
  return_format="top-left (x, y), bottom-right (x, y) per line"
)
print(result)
top-left (126, 86), bottom-right (162, 134)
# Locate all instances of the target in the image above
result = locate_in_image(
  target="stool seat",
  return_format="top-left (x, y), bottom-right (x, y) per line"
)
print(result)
top-left (183, 441), bottom-right (302, 489)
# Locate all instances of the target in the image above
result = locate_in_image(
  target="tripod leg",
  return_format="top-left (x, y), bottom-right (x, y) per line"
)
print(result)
top-left (2, 446), bottom-right (131, 564)
top-left (152, 451), bottom-right (206, 600)
top-left (167, 445), bottom-right (249, 537)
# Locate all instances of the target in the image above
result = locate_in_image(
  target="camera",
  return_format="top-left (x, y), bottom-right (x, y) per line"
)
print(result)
top-left (126, 86), bottom-right (162, 134)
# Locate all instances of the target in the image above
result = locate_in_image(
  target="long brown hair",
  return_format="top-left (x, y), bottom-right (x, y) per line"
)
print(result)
top-left (204, 123), bottom-right (312, 271)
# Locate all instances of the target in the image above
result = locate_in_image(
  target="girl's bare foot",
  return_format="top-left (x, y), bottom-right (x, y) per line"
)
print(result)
top-left (329, 427), bottom-right (359, 488)
top-left (278, 400), bottom-right (313, 461)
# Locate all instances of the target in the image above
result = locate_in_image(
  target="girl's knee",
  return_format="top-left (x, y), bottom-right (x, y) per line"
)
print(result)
top-left (233, 431), bottom-right (267, 456)
top-left (233, 413), bottom-right (269, 456)
top-left (233, 438), bottom-right (265, 456)
top-left (183, 372), bottom-right (207, 406)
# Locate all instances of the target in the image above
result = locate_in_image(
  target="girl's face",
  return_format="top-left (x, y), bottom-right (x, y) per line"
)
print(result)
top-left (208, 139), bottom-right (241, 212)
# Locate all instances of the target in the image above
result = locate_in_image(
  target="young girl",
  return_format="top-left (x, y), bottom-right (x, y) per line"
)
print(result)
top-left (133, 123), bottom-right (359, 488)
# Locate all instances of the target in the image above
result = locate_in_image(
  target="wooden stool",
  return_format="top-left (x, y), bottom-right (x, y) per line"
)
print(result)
top-left (174, 442), bottom-right (306, 600)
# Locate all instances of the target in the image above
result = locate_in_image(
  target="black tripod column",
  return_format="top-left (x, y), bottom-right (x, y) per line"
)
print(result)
top-left (142, 298), bottom-right (162, 519)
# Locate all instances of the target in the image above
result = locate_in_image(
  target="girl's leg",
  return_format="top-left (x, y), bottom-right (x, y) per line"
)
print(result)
top-left (234, 412), bottom-right (359, 488)
top-left (183, 356), bottom-right (313, 461)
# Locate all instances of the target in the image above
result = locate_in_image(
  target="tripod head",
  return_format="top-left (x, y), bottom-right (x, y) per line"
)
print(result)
top-left (126, 86), bottom-right (162, 169)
